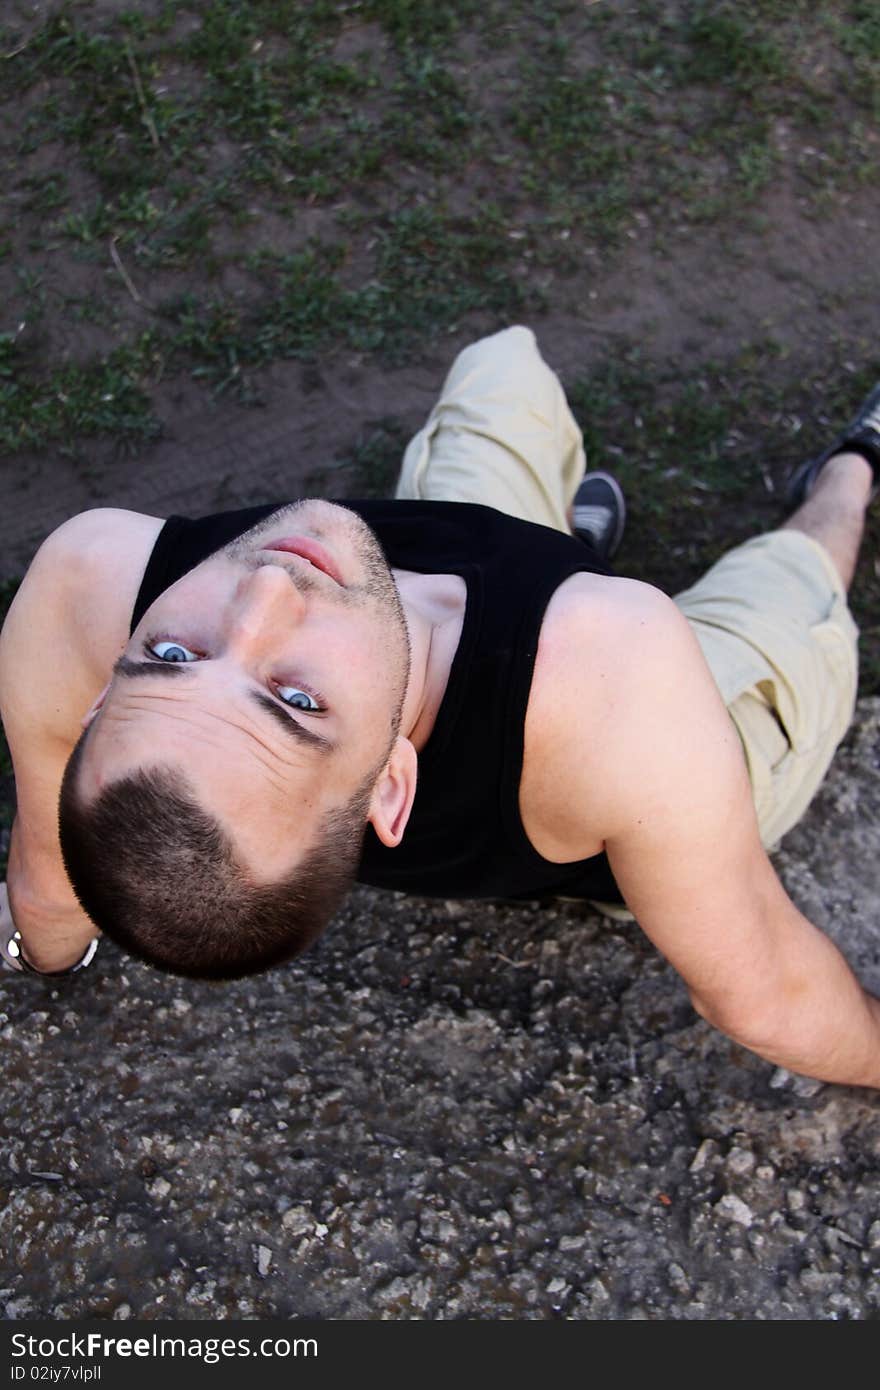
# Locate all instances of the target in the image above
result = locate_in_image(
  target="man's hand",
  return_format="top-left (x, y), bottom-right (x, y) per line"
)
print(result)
top-left (1, 880), bottom-right (26, 973)
top-left (1, 877), bottom-right (99, 977)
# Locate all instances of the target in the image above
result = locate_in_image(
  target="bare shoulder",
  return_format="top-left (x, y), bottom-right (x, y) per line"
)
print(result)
top-left (528, 569), bottom-right (691, 734)
top-left (534, 569), bottom-right (708, 711)
top-left (0, 507), bottom-right (165, 741)
top-left (21, 505), bottom-right (163, 627)
top-left (521, 572), bottom-right (726, 858)
top-left (539, 568), bottom-right (678, 639)
top-left (37, 506), bottom-right (165, 578)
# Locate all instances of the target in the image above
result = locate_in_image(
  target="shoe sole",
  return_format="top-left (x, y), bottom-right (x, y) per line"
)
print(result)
top-left (572, 469), bottom-right (627, 559)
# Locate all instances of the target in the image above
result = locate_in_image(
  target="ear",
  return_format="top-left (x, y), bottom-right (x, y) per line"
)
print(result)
top-left (81, 681), bottom-right (112, 731)
top-left (367, 736), bottom-right (418, 848)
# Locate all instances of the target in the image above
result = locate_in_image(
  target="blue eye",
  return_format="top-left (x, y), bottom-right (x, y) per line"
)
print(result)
top-left (143, 634), bottom-right (325, 715)
top-left (150, 640), bottom-right (198, 663)
top-left (276, 686), bottom-right (321, 713)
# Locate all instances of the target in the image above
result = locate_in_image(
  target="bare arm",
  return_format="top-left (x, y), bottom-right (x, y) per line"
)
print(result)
top-left (0, 519), bottom-right (107, 972)
top-left (563, 585), bottom-right (880, 1088)
top-left (1, 508), bottom-right (165, 974)
top-left (3, 822), bottom-right (99, 973)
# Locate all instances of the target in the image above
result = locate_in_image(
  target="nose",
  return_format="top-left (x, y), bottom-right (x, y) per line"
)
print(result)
top-left (224, 561), bottom-right (307, 656)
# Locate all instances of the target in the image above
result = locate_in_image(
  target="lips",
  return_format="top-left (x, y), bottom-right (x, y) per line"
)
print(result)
top-left (264, 536), bottom-right (343, 586)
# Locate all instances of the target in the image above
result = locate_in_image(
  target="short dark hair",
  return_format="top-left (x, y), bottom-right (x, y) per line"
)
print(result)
top-left (57, 730), bottom-right (374, 980)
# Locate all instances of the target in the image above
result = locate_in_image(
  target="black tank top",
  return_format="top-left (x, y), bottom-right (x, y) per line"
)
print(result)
top-left (130, 500), bottom-right (624, 905)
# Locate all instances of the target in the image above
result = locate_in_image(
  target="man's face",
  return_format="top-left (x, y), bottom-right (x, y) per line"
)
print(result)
top-left (77, 500), bottom-right (413, 879)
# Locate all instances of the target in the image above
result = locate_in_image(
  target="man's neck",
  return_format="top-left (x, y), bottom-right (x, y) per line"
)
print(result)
top-left (393, 569), bottom-right (467, 753)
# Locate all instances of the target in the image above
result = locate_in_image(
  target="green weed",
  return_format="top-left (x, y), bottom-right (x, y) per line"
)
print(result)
top-left (0, 333), bottom-right (162, 455)
top-left (0, 0), bottom-right (878, 693)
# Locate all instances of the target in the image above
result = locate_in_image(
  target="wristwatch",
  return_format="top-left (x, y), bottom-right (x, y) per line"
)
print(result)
top-left (6, 930), bottom-right (99, 977)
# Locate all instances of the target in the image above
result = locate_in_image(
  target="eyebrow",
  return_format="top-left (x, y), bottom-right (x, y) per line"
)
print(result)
top-left (112, 655), bottom-right (336, 755)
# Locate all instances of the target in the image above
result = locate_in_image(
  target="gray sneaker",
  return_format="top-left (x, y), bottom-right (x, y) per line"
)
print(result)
top-left (785, 383), bottom-right (880, 510)
top-left (571, 471), bottom-right (626, 562)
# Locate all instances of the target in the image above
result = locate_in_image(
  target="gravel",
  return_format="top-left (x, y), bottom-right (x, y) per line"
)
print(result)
top-left (1, 700), bottom-right (879, 1321)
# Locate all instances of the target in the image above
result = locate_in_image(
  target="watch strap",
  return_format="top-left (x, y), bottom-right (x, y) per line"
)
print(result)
top-left (7, 930), bottom-right (99, 976)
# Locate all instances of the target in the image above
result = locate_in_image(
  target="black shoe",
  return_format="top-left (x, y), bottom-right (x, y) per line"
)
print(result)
top-left (571, 471), bottom-right (626, 562)
top-left (785, 383), bottom-right (880, 510)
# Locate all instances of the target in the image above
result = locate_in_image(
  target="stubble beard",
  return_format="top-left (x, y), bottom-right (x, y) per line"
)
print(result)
top-left (222, 500), bottom-right (412, 744)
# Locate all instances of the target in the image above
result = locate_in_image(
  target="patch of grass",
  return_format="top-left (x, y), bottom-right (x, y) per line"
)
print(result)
top-left (364, 0), bottom-right (480, 49)
top-left (736, 139), bottom-right (777, 196)
top-left (10, 268), bottom-right (48, 321)
top-left (383, 52), bottom-right (474, 169)
top-left (569, 344), bottom-right (785, 588)
top-left (0, 2), bottom-right (877, 632)
top-left (839, 2), bottom-right (880, 120)
top-left (843, 1), bottom-right (880, 59)
top-left (505, 7), bottom-right (800, 237)
top-left (355, 205), bottom-right (529, 355)
top-left (184, 5), bottom-right (286, 139)
top-left (61, 188), bottom-right (164, 246)
top-left (132, 191), bottom-right (217, 271)
top-left (21, 171), bottom-right (69, 216)
top-left (165, 204), bottom-right (531, 388)
top-left (2, 0), bottom-right (873, 313)
top-left (310, 416), bottom-right (411, 497)
top-left (0, 330), bottom-right (163, 456)
top-left (683, 6), bottom-right (787, 89)
top-left (13, 18), bottom-right (165, 193)
top-left (566, 343), bottom-right (880, 698)
top-left (510, 64), bottom-right (635, 182)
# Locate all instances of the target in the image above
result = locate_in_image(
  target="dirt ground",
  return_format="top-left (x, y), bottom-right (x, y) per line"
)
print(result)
top-left (3, 184), bottom-right (880, 577)
top-left (2, 700), bottom-right (880, 1323)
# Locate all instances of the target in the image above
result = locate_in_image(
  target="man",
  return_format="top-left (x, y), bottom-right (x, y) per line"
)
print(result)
top-left (1, 327), bottom-right (878, 1088)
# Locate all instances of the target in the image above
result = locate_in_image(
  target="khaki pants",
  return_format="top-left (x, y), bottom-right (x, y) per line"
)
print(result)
top-left (396, 325), bottom-right (859, 859)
